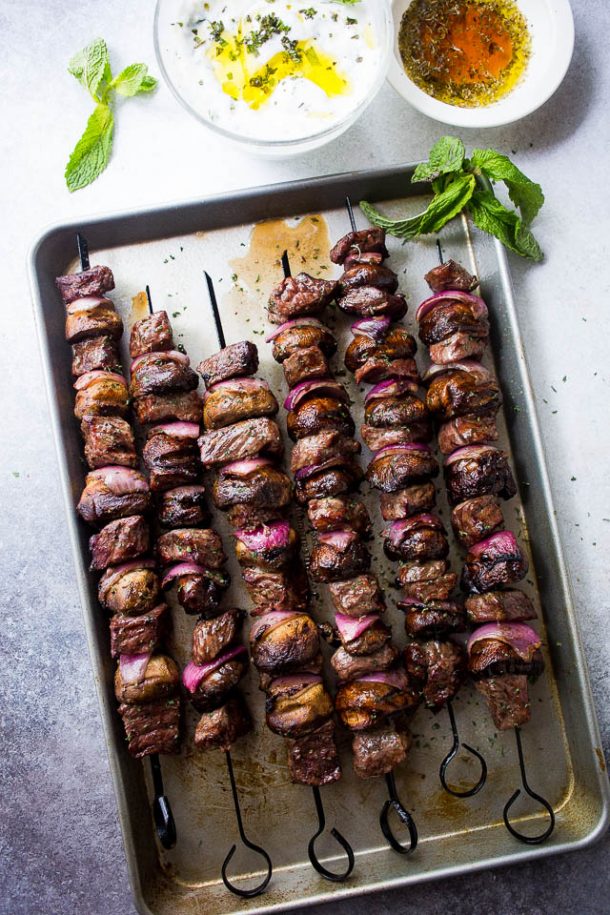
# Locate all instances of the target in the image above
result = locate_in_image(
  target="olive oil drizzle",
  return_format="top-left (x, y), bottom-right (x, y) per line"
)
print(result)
top-left (197, 14), bottom-right (350, 110)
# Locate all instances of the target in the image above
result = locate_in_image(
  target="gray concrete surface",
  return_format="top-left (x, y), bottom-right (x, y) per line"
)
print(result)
top-left (1, 1), bottom-right (609, 913)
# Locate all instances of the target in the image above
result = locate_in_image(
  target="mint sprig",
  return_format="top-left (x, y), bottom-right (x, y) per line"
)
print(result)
top-left (361, 136), bottom-right (545, 262)
top-left (65, 38), bottom-right (158, 192)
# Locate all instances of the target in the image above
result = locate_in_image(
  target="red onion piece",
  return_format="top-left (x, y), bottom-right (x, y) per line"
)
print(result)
top-left (130, 349), bottom-right (190, 374)
top-left (467, 622), bottom-right (541, 661)
top-left (335, 612), bottom-right (379, 643)
top-left (364, 379), bottom-right (419, 405)
top-left (385, 513), bottom-right (445, 544)
top-left (358, 670), bottom-right (408, 690)
top-left (182, 645), bottom-right (248, 694)
top-left (219, 457), bottom-right (274, 478)
top-left (284, 379), bottom-right (348, 412)
top-left (234, 520), bottom-right (291, 553)
top-left (74, 370), bottom-right (126, 390)
top-left (423, 360), bottom-right (492, 384)
top-left (444, 444), bottom-right (498, 465)
top-left (265, 317), bottom-right (326, 342)
top-left (294, 456), bottom-right (347, 482)
top-left (119, 652), bottom-right (152, 685)
top-left (317, 530), bottom-right (358, 551)
top-left (373, 442), bottom-right (432, 460)
top-left (148, 422), bottom-right (200, 439)
top-left (469, 530), bottom-right (519, 559)
top-left (99, 560), bottom-right (156, 600)
top-left (416, 290), bottom-right (488, 323)
top-left (161, 562), bottom-right (206, 589)
top-left (250, 610), bottom-right (300, 640)
top-left (89, 466), bottom-right (149, 494)
top-left (66, 295), bottom-right (108, 313)
top-left (351, 316), bottom-right (392, 340)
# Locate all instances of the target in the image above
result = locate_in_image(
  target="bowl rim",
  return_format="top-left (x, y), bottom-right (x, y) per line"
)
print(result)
top-left (154, 0), bottom-right (394, 148)
top-left (386, 0), bottom-right (575, 128)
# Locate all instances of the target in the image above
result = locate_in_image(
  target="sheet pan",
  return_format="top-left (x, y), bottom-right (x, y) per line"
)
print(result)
top-left (29, 165), bottom-right (609, 915)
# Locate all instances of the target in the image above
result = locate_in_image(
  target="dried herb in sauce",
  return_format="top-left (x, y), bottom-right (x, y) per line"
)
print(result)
top-left (398, 0), bottom-right (530, 107)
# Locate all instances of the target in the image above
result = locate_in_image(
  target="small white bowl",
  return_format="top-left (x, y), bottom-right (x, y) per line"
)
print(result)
top-left (155, 0), bottom-right (393, 158)
top-left (387, 0), bottom-right (575, 128)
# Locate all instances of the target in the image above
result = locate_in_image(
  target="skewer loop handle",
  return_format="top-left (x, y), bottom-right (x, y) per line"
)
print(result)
top-left (503, 728), bottom-right (555, 845)
top-left (221, 751), bottom-right (273, 898)
top-left (379, 771), bottom-right (418, 856)
top-left (149, 754), bottom-right (177, 849)
top-left (307, 785), bottom-right (355, 882)
top-left (439, 700), bottom-right (488, 798)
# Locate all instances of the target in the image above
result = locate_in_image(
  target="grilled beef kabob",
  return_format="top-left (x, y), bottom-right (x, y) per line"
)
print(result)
top-left (56, 248), bottom-right (180, 850)
top-left (414, 256), bottom-right (553, 842)
top-left (128, 299), bottom-right (273, 896)
top-left (266, 254), bottom-right (419, 854)
top-left (128, 305), bottom-right (253, 752)
top-left (329, 222), bottom-right (487, 798)
top-left (196, 295), bottom-right (355, 882)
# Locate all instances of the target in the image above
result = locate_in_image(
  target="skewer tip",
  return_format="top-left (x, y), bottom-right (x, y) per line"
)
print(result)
top-left (436, 238), bottom-right (444, 265)
top-left (281, 250), bottom-right (291, 279)
top-left (76, 232), bottom-right (90, 272)
top-left (204, 270), bottom-right (227, 350)
top-left (345, 196), bottom-right (357, 233)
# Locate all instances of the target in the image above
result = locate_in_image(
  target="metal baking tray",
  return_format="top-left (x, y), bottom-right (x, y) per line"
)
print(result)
top-left (29, 164), bottom-right (609, 915)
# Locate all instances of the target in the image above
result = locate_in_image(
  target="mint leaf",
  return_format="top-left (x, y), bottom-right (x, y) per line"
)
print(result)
top-left (138, 74), bottom-right (158, 93)
top-left (361, 174), bottom-right (476, 240)
top-left (412, 136), bottom-right (466, 183)
top-left (65, 38), bottom-right (159, 191)
top-left (65, 104), bottom-right (114, 192)
top-left (468, 189), bottom-right (543, 261)
top-left (470, 149), bottom-right (544, 224)
top-left (360, 135), bottom-right (545, 261)
top-left (68, 38), bottom-right (111, 101)
top-left (111, 63), bottom-right (158, 97)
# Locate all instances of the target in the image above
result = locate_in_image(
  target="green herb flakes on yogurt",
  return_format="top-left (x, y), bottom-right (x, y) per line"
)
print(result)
top-left (158, 1), bottom-right (389, 144)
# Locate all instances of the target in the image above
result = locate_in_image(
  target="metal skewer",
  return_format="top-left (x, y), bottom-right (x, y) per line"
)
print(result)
top-left (75, 234), bottom-right (178, 851)
top-left (204, 272), bottom-right (226, 349)
top-left (502, 727), bottom-right (555, 844)
top-left (205, 265), bottom-right (355, 883)
top-left (281, 248), bottom-right (417, 859)
top-left (341, 203), bottom-right (488, 803)
top-left (345, 196), bottom-right (358, 233)
top-left (222, 750), bottom-right (273, 896)
top-left (432, 236), bottom-right (554, 837)
top-left (439, 700), bottom-right (487, 798)
top-left (149, 754), bottom-right (177, 849)
top-left (424, 236), bottom-right (487, 799)
top-left (308, 785), bottom-right (355, 881)
top-left (145, 278), bottom-right (272, 894)
top-left (380, 771), bottom-right (418, 855)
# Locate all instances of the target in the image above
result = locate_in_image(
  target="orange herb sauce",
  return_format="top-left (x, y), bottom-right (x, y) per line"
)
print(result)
top-left (399, 0), bottom-right (530, 107)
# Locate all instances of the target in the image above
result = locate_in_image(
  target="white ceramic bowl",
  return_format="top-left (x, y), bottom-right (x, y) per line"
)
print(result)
top-left (155, 0), bottom-right (394, 157)
top-left (388, 0), bottom-right (575, 128)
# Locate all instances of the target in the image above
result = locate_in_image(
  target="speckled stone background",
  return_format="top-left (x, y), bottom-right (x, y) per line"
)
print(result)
top-left (1, 1), bottom-right (609, 913)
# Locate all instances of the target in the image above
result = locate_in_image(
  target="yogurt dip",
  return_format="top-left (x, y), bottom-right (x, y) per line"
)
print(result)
top-left (157, 0), bottom-right (390, 144)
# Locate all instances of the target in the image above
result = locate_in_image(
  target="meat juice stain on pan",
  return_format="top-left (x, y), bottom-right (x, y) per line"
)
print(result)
top-left (423, 787), bottom-right (475, 824)
top-left (223, 214), bottom-right (333, 320)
